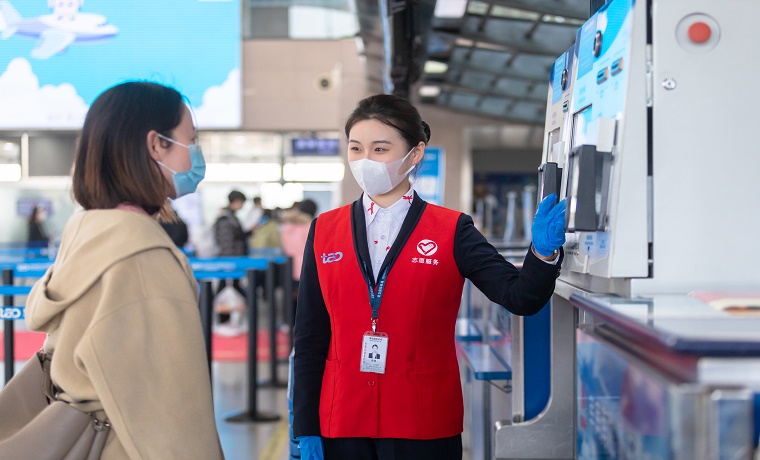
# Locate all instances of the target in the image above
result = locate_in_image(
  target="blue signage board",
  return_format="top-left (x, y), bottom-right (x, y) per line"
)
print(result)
top-left (291, 138), bottom-right (341, 156)
top-left (16, 198), bottom-right (52, 217)
top-left (414, 146), bottom-right (445, 205)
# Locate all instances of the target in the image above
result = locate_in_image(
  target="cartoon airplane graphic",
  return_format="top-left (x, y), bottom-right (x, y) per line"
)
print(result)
top-left (0, 1), bottom-right (117, 59)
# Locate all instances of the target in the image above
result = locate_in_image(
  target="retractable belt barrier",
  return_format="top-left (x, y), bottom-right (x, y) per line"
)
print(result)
top-left (1, 256), bottom-right (294, 417)
top-left (189, 256), bottom-right (291, 424)
top-left (0, 247), bottom-right (57, 259)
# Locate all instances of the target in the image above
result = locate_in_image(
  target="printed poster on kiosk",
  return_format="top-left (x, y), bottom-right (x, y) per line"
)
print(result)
top-left (0, 0), bottom-right (241, 130)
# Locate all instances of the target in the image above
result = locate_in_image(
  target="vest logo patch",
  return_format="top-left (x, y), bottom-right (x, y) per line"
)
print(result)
top-left (321, 252), bottom-right (343, 264)
top-left (417, 239), bottom-right (438, 256)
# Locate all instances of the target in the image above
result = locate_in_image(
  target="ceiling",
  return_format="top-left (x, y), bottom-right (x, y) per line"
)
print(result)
top-left (354, 0), bottom-right (591, 125)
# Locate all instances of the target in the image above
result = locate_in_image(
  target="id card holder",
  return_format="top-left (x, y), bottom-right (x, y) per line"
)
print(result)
top-left (360, 332), bottom-right (389, 374)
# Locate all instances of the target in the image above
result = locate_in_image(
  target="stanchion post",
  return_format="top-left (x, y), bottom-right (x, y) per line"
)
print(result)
top-left (283, 257), bottom-right (294, 350)
top-left (3, 269), bottom-right (15, 384)
top-left (199, 281), bottom-right (213, 384)
top-left (268, 261), bottom-right (277, 385)
top-left (225, 269), bottom-right (280, 423)
top-left (261, 261), bottom-right (286, 388)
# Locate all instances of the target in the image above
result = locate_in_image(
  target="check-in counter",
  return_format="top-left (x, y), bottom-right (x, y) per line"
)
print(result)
top-left (572, 293), bottom-right (760, 459)
top-left (457, 248), bottom-right (555, 460)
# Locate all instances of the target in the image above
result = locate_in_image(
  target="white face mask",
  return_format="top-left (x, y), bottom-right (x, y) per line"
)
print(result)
top-left (349, 147), bottom-right (415, 197)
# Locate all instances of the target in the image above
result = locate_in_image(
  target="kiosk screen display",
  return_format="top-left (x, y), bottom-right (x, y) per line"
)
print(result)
top-left (571, 105), bottom-right (594, 148)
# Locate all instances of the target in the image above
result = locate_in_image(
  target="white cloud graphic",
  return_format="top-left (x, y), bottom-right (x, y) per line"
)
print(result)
top-left (0, 58), bottom-right (88, 129)
top-left (193, 68), bottom-right (241, 129)
top-left (0, 59), bottom-right (241, 130)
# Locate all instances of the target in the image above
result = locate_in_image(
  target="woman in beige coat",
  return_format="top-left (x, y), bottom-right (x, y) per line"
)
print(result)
top-left (25, 82), bottom-right (224, 459)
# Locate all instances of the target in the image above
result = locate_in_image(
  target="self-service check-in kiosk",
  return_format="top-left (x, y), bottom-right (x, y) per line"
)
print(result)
top-left (495, 0), bottom-right (760, 458)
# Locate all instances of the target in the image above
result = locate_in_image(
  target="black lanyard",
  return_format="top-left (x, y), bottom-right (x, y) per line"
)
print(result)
top-left (362, 262), bottom-right (390, 333)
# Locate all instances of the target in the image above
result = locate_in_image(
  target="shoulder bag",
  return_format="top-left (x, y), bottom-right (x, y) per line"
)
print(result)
top-left (0, 351), bottom-right (111, 459)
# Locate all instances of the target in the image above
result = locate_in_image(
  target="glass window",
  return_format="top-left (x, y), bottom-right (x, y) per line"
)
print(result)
top-left (0, 137), bottom-right (21, 181)
top-left (244, 0), bottom-right (358, 39)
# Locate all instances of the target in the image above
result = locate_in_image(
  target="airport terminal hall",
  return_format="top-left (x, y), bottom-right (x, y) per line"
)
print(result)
top-left (0, 0), bottom-right (758, 459)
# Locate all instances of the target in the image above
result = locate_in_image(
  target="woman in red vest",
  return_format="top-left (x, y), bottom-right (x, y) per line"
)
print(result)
top-left (294, 94), bottom-right (566, 460)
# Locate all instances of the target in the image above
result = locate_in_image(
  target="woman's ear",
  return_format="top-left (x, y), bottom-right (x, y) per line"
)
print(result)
top-left (411, 142), bottom-right (426, 166)
top-left (146, 130), bottom-right (164, 162)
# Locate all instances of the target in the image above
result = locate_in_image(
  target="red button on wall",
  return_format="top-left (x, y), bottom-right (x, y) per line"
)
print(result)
top-left (688, 22), bottom-right (711, 43)
top-left (368, 381), bottom-right (375, 386)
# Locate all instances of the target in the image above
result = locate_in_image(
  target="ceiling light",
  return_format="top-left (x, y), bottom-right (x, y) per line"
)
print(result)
top-left (424, 61), bottom-right (448, 74)
top-left (419, 86), bottom-right (441, 98)
top-left (283, 162), bottom-right (345, 182)
top-left (466, 1), bottom-right (489, 16)
top-left (205, 163), bottom-right (281, 182)
top-left (434, 0), bottom-right (468, 18)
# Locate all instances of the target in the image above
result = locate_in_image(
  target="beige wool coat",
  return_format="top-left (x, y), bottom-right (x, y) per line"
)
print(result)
top-left (26, 209), bottom-right (224, 459)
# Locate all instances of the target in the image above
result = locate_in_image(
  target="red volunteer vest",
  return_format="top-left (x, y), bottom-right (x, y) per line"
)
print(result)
top-left (314, 203), bottom-right (465, 439)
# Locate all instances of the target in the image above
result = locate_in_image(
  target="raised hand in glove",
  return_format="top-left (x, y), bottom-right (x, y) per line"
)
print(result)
top-left (531, 194), bottom-right (566, 258)
top-left (297, 436), bottom-right (324, 460)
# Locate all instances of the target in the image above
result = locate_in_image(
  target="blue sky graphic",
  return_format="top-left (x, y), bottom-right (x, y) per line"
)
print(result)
top-left (0, 0), bottom-right (240, 109)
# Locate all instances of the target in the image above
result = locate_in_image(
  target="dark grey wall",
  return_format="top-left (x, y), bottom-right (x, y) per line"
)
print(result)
top-left (245, 7), bottom-right (289, 39)
top-left (472, 148), bottom-right (543, 174)
top-left (29, 135), bottom-right (77, 177)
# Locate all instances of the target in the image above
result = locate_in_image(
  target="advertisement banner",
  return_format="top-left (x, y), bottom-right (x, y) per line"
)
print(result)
top-left (0, 0), bottom-right (241, 129)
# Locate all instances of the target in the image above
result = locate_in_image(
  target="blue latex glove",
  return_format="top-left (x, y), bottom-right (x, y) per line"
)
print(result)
top-left (531, 194), bottom-right (567, 257)
top-left (297, 436), bottom-right (324, 460)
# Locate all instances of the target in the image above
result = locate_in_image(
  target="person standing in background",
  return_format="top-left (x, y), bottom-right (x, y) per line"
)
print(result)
top-left (280, 199), bottom-right (317, 331)
top-left (244, 196), bottom-right (264, 232)
top-left (215, 190), bottom-right (249, 257)
top-left (250, 208), bottom-right (282, 250)
top-left (27, 205), bottom-right (50, 248)
top-left (214, 190), bottom-right (250, 323)
top-left (160, 205), bottom-right (189, 249)
top-left (281, 199), bottom-right (317, 291)
top-left (24, 81), bottom-right (223, 459)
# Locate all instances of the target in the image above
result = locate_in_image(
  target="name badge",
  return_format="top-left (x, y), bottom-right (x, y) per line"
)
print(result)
top-left (360, 332), bottom-right (388, 374)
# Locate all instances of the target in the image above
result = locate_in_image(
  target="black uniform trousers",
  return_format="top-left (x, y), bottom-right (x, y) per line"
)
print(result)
top-left (322, 434), bottom-right (462, 460)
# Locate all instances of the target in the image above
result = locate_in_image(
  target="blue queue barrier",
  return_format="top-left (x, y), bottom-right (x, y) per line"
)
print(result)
top-left (191, 256), bottom-right (290, 423)
top-left (0, 255), bottom-right (294, 421)
top-left (190, 256), bottom-right (289, 386)
top-left (0, 261), bottom-right (53, 280)
top-left (0, 247), bottom-right (57, 260)
top-left (224, 269), bottom-right (280, 424)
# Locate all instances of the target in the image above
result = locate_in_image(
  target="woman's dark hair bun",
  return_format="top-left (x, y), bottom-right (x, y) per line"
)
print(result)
top-left (421, 121), bottom-right (431, 143)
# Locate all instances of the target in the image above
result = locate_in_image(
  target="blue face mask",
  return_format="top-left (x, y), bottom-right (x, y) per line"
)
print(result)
top-left (156, 134), bottom-right (206, 197)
